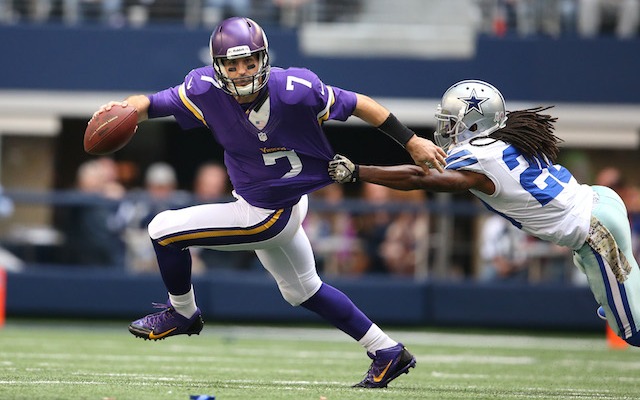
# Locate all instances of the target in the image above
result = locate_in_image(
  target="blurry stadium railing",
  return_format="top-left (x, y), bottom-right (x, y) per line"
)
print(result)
top-left (5, 188), bottom-right (480, 214)
top-left (1, 188), bottom-right (483, 279)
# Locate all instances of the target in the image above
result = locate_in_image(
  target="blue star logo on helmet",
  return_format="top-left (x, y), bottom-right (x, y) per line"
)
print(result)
top-left (458, 89), bottom-right (489, 115)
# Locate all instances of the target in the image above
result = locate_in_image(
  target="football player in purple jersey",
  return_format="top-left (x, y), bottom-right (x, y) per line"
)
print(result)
top-left (91, 17), bottom-right (447, 388)
top-left (329, 79), bottom-right (640, 348)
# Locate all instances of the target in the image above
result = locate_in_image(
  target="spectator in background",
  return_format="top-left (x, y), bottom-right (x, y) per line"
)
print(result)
top-left (304, 183), bottom-right (365, 276)
top-left (355, 183), bottom-right (394, 275)
top-left (577, 0), bottom-right (640, 38)
top-left (378, 189), bottom-right (429, 277)
top-left (142, 162), bottom-right (191, 217)
top-left (353, 183), bottom-right (430, 277)
top-left (478, 213), bottom-right (529, 282)
top-left (11, 0), bottom-right (125, 26)
top-left (479, 213), bottom-right (573, 283)
top-left (58, 158), bottom-right (126, 267)
top-left (479, 0), bottom-right (578, 37)
top-left (630, 191), bottom-right (640, 264)
top-left (120, 162), bottom-right (191, 273)
top-left (192, 161), bottom-right (231, 203)
top-left (595, 166), bottom-right (632, 200)
top-left (596, 166), bottom-right (640, 264)
top-left (320, 0), bottom-right (361, 22)
top-left (0, 185), bottom-right (24, 272)
top-left (62, 0), bottom-right (124, 26)
top-left (201, 0), bottom-right (251, 27)
top-left (190, 161), bottom-right (259, 271)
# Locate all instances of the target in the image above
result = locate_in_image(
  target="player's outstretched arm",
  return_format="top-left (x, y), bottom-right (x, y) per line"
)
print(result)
top-left (329, 154), bottom-right (492, 193)
top-left (352, 94), bottom-right (446, 174)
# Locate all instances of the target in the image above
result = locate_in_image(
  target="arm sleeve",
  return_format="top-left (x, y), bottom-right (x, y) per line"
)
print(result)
top-left (147, 84), bottom-right (206, 130)
top-left (326, 85), bottom-right (358, 122)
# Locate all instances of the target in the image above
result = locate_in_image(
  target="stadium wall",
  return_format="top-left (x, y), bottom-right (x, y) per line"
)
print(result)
top-left (5, 268), bottom-right (603, 332)
top-left (2, 24), bottom-right (640, 102)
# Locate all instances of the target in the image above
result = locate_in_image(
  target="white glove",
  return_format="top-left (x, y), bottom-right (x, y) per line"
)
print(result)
top-left (328, 154), bottom-right (358, 183)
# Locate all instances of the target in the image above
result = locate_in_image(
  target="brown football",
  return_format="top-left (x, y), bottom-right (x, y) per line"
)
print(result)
top-left (84, 105), bottom-right (138, 155)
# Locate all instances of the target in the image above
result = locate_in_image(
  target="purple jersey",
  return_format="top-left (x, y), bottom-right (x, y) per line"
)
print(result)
top-left (148, 66), bottom-right (357, 209)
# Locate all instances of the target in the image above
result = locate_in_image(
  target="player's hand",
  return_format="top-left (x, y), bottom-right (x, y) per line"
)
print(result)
top-left (406, 136), bottom-right (447, 174)
top-left (91, 101), bottom-right (130, 121)
top-left (329, 154), bottom-right (358, 183)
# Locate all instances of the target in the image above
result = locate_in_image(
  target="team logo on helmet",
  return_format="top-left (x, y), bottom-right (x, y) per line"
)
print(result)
top-left (458, 89), bottom-right (489, 115)
top-left (434, 80), bottom-right (507, 152)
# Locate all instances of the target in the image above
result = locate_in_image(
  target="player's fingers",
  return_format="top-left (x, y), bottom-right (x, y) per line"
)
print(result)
top-left (420, 155), bottom-right (445, 174)
top-left (92, 101), bottom-right (127, 121)
top-left (420, 163), bottom-right (432, 175)
top-left (432, 161), bottom-right (445, 173)
top-left (105, 101), bottom-right (127, 111)
top-left (105, 101), bottom-right (117, 111)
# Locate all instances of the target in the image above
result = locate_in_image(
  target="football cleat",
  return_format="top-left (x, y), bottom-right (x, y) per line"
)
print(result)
top-left (597, 306), bottom-right (606, 321)
top-left (128, 302), bottom-right (204, 341)
top-left (354, 343), bottom-right (416, 388)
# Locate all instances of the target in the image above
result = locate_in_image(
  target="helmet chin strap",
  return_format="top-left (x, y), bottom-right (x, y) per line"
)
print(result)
top-left (233, 82), bottom-right (256, 96)
top-left (450, 108), bottom-right (469, 144)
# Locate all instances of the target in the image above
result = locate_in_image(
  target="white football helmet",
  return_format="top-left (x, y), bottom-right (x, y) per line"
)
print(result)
top-left (434, 80), bottom-right (507, 151)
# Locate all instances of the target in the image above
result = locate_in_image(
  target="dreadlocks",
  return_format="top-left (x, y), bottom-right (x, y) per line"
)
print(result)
top-left (486, 106), bottom-right (562, 164)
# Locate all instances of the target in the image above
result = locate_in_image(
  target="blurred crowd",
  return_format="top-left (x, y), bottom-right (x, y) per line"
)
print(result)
top-left (0, 0), bottom-right (637, 37)
top-left (0, 0), bottom-right (362, 28)
top-left (48, 157), bottom-right (433, 279)
top-left (478, 0), bottom-right (640, 38)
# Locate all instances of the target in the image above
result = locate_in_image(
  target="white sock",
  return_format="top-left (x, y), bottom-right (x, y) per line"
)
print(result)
top-left (169, 286), bottom-right (198, 318)
top-left (358, 324), bottom-right (398, 354)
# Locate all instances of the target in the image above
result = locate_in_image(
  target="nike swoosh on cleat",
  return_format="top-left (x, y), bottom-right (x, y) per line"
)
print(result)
top-left (373, 360), bottom-right (393, 382)
top-left (148, 327), bottom-right (177, 340)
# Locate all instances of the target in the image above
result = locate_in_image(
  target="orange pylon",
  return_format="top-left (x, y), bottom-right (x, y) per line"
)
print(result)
top-left (606, 323), bottom-right (629, 349)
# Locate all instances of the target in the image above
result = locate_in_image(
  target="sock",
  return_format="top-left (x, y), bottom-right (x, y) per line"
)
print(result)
top-left (153, 240), bottom-right (192, 295)
top-left (169, 285), bottom-right (198, 319)
top-left (358, 323), bottom-right (398, 354)
top-left (301, 283), bottom-right (373, 341)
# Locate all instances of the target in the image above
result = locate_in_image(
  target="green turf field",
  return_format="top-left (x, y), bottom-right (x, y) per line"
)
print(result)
top-left (0, 320), bottom-right (638, 400)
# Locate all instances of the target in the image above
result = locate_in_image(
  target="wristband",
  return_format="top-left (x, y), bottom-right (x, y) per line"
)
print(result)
top-left (353, 164), bottom-right (360, 182)
top-left (377, 113), bottom-right (415, 147)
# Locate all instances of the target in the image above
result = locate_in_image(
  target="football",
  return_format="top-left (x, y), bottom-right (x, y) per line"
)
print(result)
top-left (84, 104), bottom-right (138, 155)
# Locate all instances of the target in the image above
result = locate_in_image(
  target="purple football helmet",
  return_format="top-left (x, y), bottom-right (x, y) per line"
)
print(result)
top-left (209, 17), bottom-right (270, 96)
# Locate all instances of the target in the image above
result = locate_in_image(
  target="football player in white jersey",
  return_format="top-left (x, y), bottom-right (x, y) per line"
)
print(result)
top-left (329, 79), bottom-right (640, 347)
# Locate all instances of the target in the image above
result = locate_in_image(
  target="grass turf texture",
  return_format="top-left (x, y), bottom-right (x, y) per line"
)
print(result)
top-left (0, 320), bottom-right (638, 400)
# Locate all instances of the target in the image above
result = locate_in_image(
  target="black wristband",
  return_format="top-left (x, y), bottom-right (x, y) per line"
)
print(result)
top-left (377, 113), bottom-right (415, 147)
top-left (352, 164), bottom-right (360, 182)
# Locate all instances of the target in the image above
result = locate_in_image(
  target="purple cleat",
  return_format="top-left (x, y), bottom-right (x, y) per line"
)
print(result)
top-left (354, 343), bottom-right (416, 388)
top-left (128, 302), bottom-right (204, 341)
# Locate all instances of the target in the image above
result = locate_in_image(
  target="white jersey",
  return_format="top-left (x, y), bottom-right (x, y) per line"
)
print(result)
top-left (446, 138), bottom-right (593, 250)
